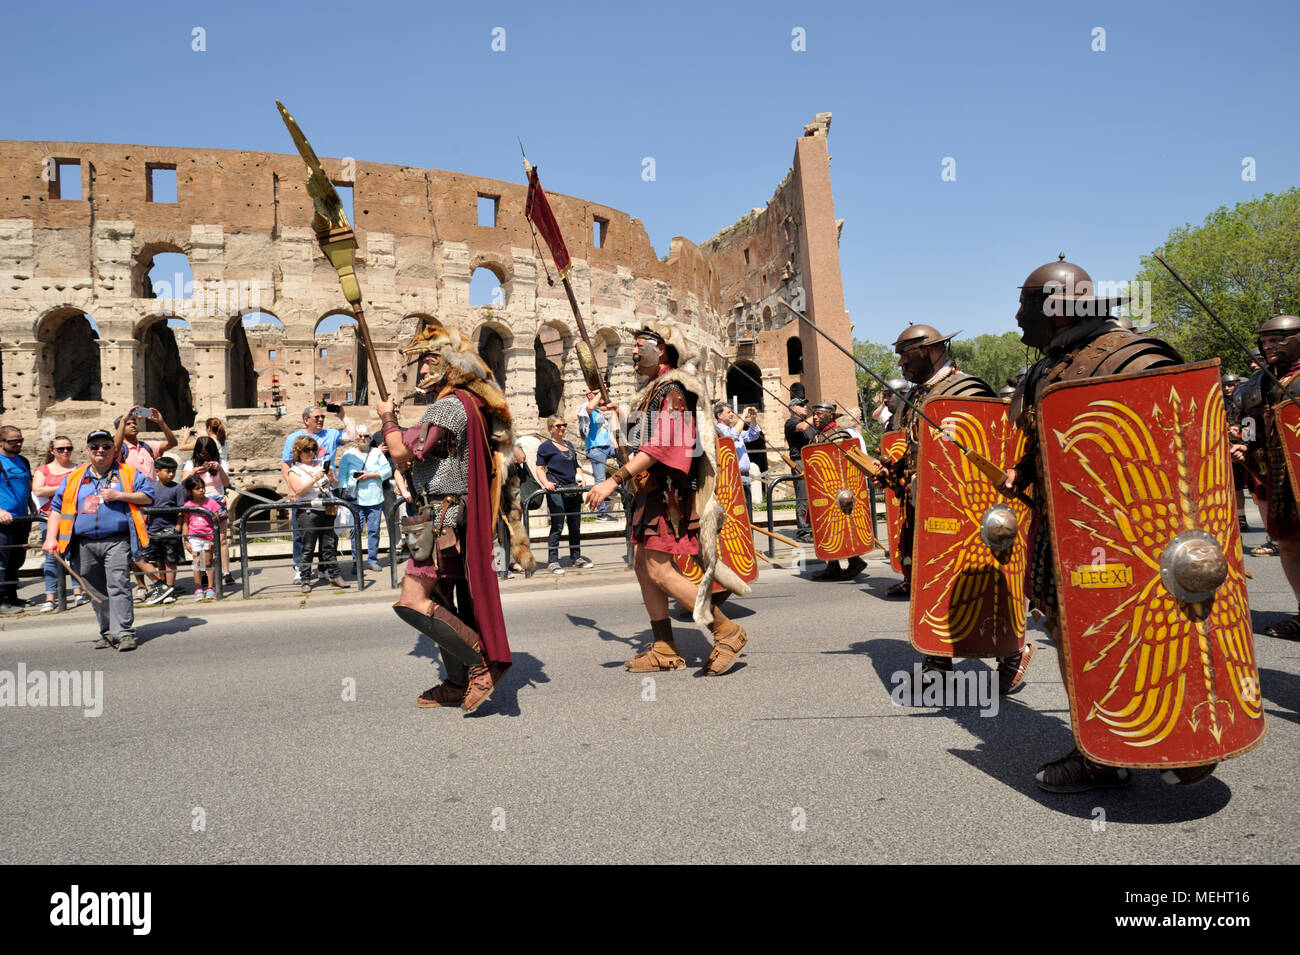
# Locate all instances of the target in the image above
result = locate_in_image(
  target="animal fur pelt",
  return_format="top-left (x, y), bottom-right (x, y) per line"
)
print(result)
top-left (631, 325), bottom-right (751, 627)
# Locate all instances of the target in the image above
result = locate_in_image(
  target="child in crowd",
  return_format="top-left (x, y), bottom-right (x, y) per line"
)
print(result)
top-left (183, 436), bottom-right (235, 586)
top-left (139, 457), bottom-right (186, 605)
top-left (181, 475), bottom-right (225, 601)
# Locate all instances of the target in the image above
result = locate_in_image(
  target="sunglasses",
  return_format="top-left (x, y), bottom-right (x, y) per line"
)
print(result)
top-left (1, 438), bottom-right (22, 444)
top-left (88, 445), bottom-right (113, 452)
top-left (553, 424), bottom-right (568, 429)
top-left (311, 415), bottom-right (325, 421)
top-left (52, 446), bottom-right (73, 452)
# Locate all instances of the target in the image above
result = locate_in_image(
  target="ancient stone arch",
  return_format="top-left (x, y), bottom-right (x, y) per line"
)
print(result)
top-left (36, 307), bottom-right (102, 407)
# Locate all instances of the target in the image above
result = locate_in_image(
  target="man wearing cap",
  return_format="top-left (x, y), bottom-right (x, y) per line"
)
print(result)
top-left (784, 397), bottom-right (814, 542)
top-left (337, 425), bottom-right (392, 572)
top-left (587, 325), bottom-right (754, 676)
top-left (805, 402), bottom-right (869, 581)
top-left (42, 430), bottom-right (154, 651)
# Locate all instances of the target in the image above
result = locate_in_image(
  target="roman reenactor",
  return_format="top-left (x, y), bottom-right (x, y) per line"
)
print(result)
top-left (878, 323), bottom-right (1035, 695)
top-left (1002, 255), bottom-right (1265, 792)
top-left (377, 323), bottom-right (525, 714)
top-left (806, 402), bottom-right (869, 581)
top-left (587, 325), bottom-right (754, 676)
top-left (1230, 315), bottom-right (1300, 635)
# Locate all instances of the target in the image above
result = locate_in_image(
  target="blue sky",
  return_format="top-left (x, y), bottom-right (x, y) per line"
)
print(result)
top-left (5, 0), bottom-right (1296, 345)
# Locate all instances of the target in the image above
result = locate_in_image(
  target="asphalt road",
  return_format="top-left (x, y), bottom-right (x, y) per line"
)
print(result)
top-left (2, 520), bottom-right (1297, 864)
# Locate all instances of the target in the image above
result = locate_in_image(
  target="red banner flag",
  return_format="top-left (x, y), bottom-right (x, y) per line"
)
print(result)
top-left (525, 165), bottom-right (572, 277)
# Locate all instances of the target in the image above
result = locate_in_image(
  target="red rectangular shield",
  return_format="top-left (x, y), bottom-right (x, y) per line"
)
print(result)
top-left (1039, 360), bottom-right (1265, 768)
top-left (910, 397), bottom-right (1029, 657)
top-left (1271, 399), bottom-right (1300, 502)
top-left (800, 440), bottom-right (876, 561)
top-left (880, 430), bottom-right (907, 572)
top-left (674, 436), bottom-right (759, 589)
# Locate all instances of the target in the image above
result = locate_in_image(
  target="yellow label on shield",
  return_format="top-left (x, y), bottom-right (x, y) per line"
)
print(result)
top-left (924, 517), bottom-right (961, 534)
top-left (1069, 564), bottom-right (1133, 589)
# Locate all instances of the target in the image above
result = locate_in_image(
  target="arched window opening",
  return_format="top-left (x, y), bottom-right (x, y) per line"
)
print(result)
top-left (470, 266), bottom-right (506, 308)
top-left (726, 361), bottom-right (764, 412)
top-left (139, 318), bottom-right (196, 429)
top-left (143, 251), bottom-right (194, 300)
top-left (534, 325), bottom-right (564, 418)
top-left (229, 311), bottom-right (283, 409)
top-left (786, 336), bottom-right (804, 375)
top-left (315, 312), bottom-right (359, 406)
top-left (478, 327), bottom-right (507, 389)
top-left (51, 313), bottom-right (102, 402)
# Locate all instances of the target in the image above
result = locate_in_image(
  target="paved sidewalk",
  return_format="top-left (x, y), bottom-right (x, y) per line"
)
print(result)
top-left (0, 505), bottom-right (817, 632)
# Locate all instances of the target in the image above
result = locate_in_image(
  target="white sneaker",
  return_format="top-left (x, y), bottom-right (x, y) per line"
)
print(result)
top-left (292, 567), bottom-right (302, 585)
top-left (40, 601), bottom-right (55, 613)
top-left (71, 594), bottom-right (90, 608)
top-left (548, 562), bottom-right (565, 575)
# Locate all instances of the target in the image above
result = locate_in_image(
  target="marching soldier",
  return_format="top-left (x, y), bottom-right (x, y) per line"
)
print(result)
top-left (1230, 315), bottom-right (1300, 636)
top-left (377, 324), bottom-right (522, 714)
top-left (587, 325), bottom-right (754, 676)
top-left (879, 323), bottom-right (1034, 694)
top-left (807, 402), bottom-right (869, 581)
top-left (1002, 256), bottom-right (1264, 792)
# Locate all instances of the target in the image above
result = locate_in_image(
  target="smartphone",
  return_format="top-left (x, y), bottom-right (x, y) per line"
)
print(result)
top-left (131, 406), bottom-right (150, 420)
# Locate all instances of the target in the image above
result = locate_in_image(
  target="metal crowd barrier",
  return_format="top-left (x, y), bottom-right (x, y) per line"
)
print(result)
top-left (235, 499), bottom-right (365, 598)
top-left (0, 514), bottom-right (60, 609)
top-left (139, 504), bottom-right (232, 600)
top-left (522, 484), bottom-right (635, 569)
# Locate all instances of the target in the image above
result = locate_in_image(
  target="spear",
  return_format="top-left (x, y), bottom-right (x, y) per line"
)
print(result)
top-left (1153, 253), bottom-right (1300, 418)
top-left (778, 299), bottom-right (1033, 506)
top-left (276, 101), bottom-right (387, 402)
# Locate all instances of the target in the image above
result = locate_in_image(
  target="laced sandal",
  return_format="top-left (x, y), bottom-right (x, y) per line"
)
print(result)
top-left (461, 662), bottom-right (508, 714)
top-left (1262, 613), bottom-right (1300, 640)
top-left (885, 581), bottom-right (910, 599)
top-left (998, 643), bottom-right (1036, 695)
top-left (1250, 540), bottom-right (1279, 557)
top-left (418, 680), bottom-right (467, 708)
top-left (626, 619), bottom-right (686, 671)
top-left (1035, 748), bottom-right (1132, 793)
top-left (702, 621), bottom-right (749, 676)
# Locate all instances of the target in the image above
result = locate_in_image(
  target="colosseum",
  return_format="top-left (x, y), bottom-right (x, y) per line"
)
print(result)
top-left (0, 112), bottom-right (856, 517)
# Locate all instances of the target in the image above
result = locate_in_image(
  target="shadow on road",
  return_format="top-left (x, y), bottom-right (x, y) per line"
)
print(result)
top-left (1251, 609), bottom-right (1298, 636)
top-left (134, 616), bottom-right (208, 646)
top-left (1260, 667), bottom-right (1300, 726)
top-left (836, 635), bottom-right (1235, 823)
top-left (465, 651), bottom-right (549, 719)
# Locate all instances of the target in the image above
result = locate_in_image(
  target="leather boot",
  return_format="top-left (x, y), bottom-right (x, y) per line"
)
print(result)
top-left (626, 618), bottom-right (686, 671)
top-left (702, 605), bottom-right (749, 676)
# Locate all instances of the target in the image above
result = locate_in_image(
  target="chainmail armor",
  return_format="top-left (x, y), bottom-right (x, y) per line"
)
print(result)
top-left (410, 395), bottom-right (470, 529)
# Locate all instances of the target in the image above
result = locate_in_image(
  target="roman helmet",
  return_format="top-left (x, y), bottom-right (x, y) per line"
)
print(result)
top-left (891, 324), bottom-right (958, 355)
top-left (1016, 254), bottom-right (1128, 348)
top-left (1256, 314), bottom-right (1300, 350)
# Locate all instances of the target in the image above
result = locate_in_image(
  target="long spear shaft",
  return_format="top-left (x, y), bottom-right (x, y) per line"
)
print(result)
top-left (778, 299), bottom-right (1033, 506)
top-left (276, 100), bottom-right (388, 402)
top-left (1153, 253), bottom-right (1300, 418)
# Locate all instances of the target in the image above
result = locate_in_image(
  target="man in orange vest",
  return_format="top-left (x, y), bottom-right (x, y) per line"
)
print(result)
top-left (42, 429), bottom-right (154, 652)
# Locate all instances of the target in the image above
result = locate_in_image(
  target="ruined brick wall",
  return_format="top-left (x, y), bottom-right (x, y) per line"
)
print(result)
top-left (0, 115), bottom-right (850, 500)
top-left (701, 113), bottom-right (859, 449)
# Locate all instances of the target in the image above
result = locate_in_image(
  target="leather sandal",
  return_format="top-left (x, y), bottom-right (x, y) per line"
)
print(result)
top-left (998, 643), bottom-right (1036, 695)
top-left (885, 580), bottom-right (909, 599)
top-left (702, 623), bottom-right (749, 676)
top-left (1262, 613), bottom-right (1300, 640)
top-left (626, 619), bottom-right (686, 671)
top-left (461, 662), bottom-right (508, 714)
top-left (1036, 748), bottom-right (1132, 793)
top-left (418, 680), bottom-right (467, 708)
top-left (1251, 540), bottom-right (1279, 557)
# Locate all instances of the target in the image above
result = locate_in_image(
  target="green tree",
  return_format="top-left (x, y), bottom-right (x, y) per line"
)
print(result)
top-left (949, 331), bottom-right (1033, 390)
top-left (853, 340), bottom-right (901, 397)
top-left (1134, 189), bottom-right (1300, 374)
